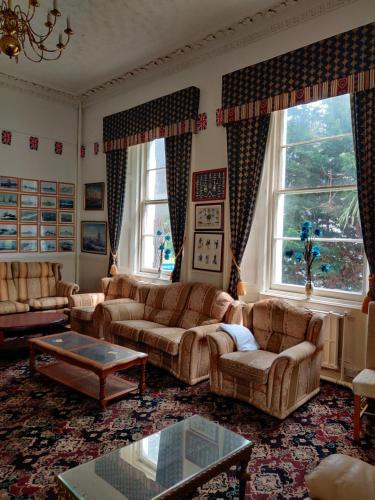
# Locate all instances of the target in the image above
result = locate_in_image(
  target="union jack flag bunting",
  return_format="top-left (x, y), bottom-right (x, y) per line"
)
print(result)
top-left (216, 108), bottom-right (224, 126)
top-left (29, 136), bottom-right (39, 150)
top-left (94, 142), bottom-right (99, 155)
top-left (55, 141), bottom-right (63, 155)
top-left (2, 130), bottom-right (11, 145)
top-left (196, 112), bottom-right (207, 131)
top-left (80, 145), bottom-right (85, 158)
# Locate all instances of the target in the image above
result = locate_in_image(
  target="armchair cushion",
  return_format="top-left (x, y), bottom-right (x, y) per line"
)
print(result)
top-left (28, 296), bottom-right (68, 311)
top-left (110, 319), bottom-right (162, 343)
top-left (0, 300), bottom-right (30, 314)
top-left (140, 327), bottom-right (186, 355)
top-left (220, 350), bottom-right (278, 384)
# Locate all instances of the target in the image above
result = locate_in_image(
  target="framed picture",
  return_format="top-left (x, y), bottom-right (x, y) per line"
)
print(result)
top-left (0, 239), bottom-right (17, 252)
top-left (40, 196), bottom-right (57, 209)
top-left (58, 225), bottom-right (74, 238)
top-left (40, 180), bottom-right (57, 194)
top-left (58, 182), bottom-right (75, 196)
top-left (0, 224), bottom-right (17, 236)
top-left (192, 232), bottom-right (223, 273)
top-left (195, 203), bottom-right (224, 231)
top-left (40, 225), bottom-right (57, 238)
top-left (40, 239), bottom-right (57, 252)
top-left (0, 193), bottom-right (17, 207)
top-left (40, 211), bottom-right (57, 223)
top-left (84, 182), bottom-right (105, 210)
top-left (192, 168), bottom-right (227, 202)
top-left (58, 239), bottom-right (74, 252)
top-left (0, 176), bottom-right (18, 191)
top-left (0, 209), bottom-right (17, 222)
top-left (81, 221), bottom-right (107, 255)
top-left (59, 197), bottom-right (75, 210)
top-left (20, 178), bottom-right (38, 193)
top-left (20, 224), bottom-right (37, 237)
top-left (20, 210), bottom-right (38, 223)
top-left (20, 239), bottom-right (38, 252)
top-left (59, 211), bottom-right (74, 224)
top-left (21, 194), bottom-right (38, 208)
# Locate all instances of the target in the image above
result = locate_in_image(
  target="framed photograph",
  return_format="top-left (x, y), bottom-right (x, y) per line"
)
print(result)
top-left (20, 224), bottom-right (37, 237)
top-left (58, 225), bottom-right (74, 238)
top-left (0, 209), bottom-right (17, 222)
top-left (0, 239), bottom-right (17, 252)
top-left (58, 239), bottom-right (74, 252)
top-left (0, 193), bottom-right (17, 207)
top-left (40, 225), bottom-right (57, 238)
top-left (20, 210), bottom-right (38, 223)
top-left (192, 232), bottom-right (223, 273)
top-left (192, 168), bottom-right (227, 202)
top-left (40, 239), bottom-right (57, 252)
top-left (20, 239), bottom-right (38, 252)
top-left (0, 176), bottom-right (18, 191)
top-left (185, 430), bottom-right (219, 468)
top-left (81, 221), bottom-right (107, 255)
top-left (40, 211), bottom-right (57, 223)
top-left (58, 182), bottom-right (75, 196)
top-left (195, 203), bottom-right (224, 231)
top-left (59, 197), bottom-right (75, 210)
top-left (20, 178), bottom-right (38, 193)
top-left (84, 182), bottom-right (105, 210)
top-left (59, 211), bottom-right (74, 224)
top-left (40, 196), bottom-right (57, 209)
top-left (20, 194), bottom-right (38, 208)
top-left (0, 224), bottom-right (17, 236)
top-left (40, 180), bottom-right (57, 194)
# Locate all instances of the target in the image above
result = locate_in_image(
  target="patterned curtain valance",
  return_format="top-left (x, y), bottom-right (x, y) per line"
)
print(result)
top-left (217, 22), bottom-right (375, 125)
top-left (103, 86), bottom-right (200, 152)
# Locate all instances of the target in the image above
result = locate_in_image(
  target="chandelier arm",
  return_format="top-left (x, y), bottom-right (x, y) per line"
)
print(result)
top-left (13, 3), bottom-right (36, 23)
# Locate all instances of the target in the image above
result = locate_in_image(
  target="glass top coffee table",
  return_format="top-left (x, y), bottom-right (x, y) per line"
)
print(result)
top-left (29, 331), bottom-right (147, 408)
top-left (58, 415), bottom-right (252, 500)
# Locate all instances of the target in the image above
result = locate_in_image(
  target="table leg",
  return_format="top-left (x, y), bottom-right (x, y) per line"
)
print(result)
top-left (29, 343), bottom-right (36, 376)
top-left (139, 361), bottom-right (146, 394)
top-left (99, 375), bottom-right (107, 408)
top-left (238, 459), bottom-right (250, 500)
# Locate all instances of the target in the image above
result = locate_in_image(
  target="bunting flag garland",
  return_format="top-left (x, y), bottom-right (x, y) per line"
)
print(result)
top-left (80, 145), bottom-right (85, 158)
top-left (196, 113), bottom-right (207, 131)
top-left (94, 142), bottom-right (99, 155)
top-left (54, 141), bottom-right (63, 155)
top-left (2, 130), bottom-right (12, 145)
top-left (29, 136), bottom-right (39, 151)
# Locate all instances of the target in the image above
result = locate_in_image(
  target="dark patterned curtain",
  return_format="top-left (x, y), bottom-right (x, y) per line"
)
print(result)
top-left (106, 149), bottom-right (127, 275)
top-left (227, 116), bottom-right (270, 298)
top-left (351, 89), bottom-right (375, 312)
top-left (165, 133), bottom-right (192, 282)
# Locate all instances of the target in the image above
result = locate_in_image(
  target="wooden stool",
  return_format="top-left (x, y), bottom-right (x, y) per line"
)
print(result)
top-left (352, 368), bottom-right (375, 440)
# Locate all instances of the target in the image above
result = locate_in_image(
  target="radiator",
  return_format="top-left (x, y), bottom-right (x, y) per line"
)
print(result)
top-left (311, 310), bottom-right (348, 370)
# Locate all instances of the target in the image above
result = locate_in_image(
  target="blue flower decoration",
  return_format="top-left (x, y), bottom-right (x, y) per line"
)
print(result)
top-left (312, 245), bottom-right (321, 257)
top-left (302, 221), bottom-right (312, 229)
top-left (159, 244), bottom-right (164, 251)
top-left (295, 251), bottom-right (303, 262)
top-left (165, 235), bottom-right (171, 241)
top-left (156, 230), bottom-right (162, 236)
top-left (300, 231), bottom-right (308, 241)
top-left (285, 249), bottom-right (294, 258)
top-left (314, 228), bottom-right (322, 236)
top-left (321, 264), bottom-right (330, 272)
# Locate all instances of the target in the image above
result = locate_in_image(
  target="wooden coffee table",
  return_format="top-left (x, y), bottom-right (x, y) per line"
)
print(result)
top-left (29, 331), bottom-right (148, 408)
top-left (0, 311), bottom-right (68, 347)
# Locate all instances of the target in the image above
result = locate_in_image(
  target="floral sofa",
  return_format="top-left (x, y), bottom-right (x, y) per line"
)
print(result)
top-left (101, 281), bottom-right (241, 385)
top-left (0, 261), bottom-right (79, 315)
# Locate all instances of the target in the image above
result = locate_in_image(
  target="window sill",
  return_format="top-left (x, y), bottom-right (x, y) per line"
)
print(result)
top-left (133, 272), bottom-right (170, 284)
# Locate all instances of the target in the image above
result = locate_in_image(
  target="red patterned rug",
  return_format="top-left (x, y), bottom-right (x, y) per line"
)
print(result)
top-left (0, 354), bottom-right (374, 499)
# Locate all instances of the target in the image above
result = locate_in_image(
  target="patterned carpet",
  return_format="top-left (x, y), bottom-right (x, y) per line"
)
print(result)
top-left (1, 352), bottom-right (374, 500)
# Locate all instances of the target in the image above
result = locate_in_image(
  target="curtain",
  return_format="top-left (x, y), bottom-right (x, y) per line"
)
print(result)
top-left (227, 115), bottom-right (271, 299)
top-left (165, 133), bottom-right (192, 282)
top-left (106, 149), bottom-right (128, 275)
top-left (351, 89), bottom-right (375, 312)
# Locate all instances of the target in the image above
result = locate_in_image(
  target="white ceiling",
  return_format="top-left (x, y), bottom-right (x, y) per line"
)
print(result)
top-left (0, 0), bottom-right (282, 95)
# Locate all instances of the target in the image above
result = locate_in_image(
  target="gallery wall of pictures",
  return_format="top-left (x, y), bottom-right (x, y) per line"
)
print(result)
top-left (0, 176), bottom-right (75, 253)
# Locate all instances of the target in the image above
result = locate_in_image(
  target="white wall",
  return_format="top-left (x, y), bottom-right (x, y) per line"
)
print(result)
top-left (0, 87), bottom-right (78, 282)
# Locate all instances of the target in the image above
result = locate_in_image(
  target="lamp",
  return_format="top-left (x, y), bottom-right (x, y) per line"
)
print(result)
top-left (0, 0), bottom-right (73, 62)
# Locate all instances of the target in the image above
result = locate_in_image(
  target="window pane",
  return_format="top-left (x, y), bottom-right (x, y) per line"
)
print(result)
top-left (279, 191), bottom-right (361, 239)
top-left (147, 138), bottom-right (165, 170)
top-left (142, 203), bottom-right (170, 235)
top-left (285, 94), bottom-right (352, 144)
top-left (283, 136), bottom-right (356, 189)
top-left (146, 168), bottom-right (167, 200)
top-left (278, 240), bottom-right (364, 292)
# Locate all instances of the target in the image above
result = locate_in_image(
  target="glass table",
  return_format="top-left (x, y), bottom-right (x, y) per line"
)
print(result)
top-left (29, 331), bottom-right (148, 407)
top-left (58, 415), bottom-right (253, 499)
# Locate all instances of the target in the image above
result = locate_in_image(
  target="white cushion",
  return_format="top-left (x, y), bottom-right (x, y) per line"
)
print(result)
top-left (219, 323), bottom-right (259, 352)
top-left (352, 368), bottom-right (375, 398)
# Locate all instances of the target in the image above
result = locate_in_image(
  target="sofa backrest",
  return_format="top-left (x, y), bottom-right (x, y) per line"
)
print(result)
top-left (0, 262), bottom-right (18, 302)
top-left (12, 262), bottom-right (61, 301)
top-left (102, 274), bottom-right (152, 303)
top-left (144, 282), bottom-right (192, 326)
top-left (177, 283), bottom-right (233, 329)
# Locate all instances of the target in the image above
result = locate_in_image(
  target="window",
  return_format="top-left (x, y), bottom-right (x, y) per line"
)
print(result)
top-left (271, 94), bottom-right (365, 297)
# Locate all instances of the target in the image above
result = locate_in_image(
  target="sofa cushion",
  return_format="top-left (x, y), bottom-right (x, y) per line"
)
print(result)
top-left (177, 283), bottom-right (232, 329)
top-left (220, 350), bottom-right (278, 384)
top-left (110, 320), bottom-right (162, 343)
top-left (13, 262), bottom-right (59, 300)
top-left (140, 327), bottom-right (186, 355)
top-left (28, 296), bottom-right (68, 311)
top-left (0, 262), bottom-right (18, 302)
top-left (71, 306), bottom-right (95, 322)
top-left (144, 283), bottom-right (192, 327)
top-left (0, 300), bottom-right (30, 314)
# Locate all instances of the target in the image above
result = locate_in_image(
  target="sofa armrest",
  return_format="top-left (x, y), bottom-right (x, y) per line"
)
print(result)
top-left (56, 280), bottom-right (79, 297)
top-left (206, 330), bottom-right (237, 356)
top-left (68, 292), bottom-right (105, 309)
top-left (184, 323), bottom-right (222, 340)
top-left (273, 340), bottom-right (317, 366)
top-left (101, 302), bottom-right (145, 324)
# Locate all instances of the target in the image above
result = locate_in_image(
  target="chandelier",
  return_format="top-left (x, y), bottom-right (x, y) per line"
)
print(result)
top-left (0, 0), bottom-right (73, 62)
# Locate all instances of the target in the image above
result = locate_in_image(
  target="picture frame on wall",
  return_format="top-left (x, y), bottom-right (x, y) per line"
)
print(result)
top-left (58, 182), bottom-right (75, 196)
top-left (20, 210), bottom-right (37, 223)
top-left (20, 194), bottom-right (38, 208)
top-left (0, 224), bottom-right (17, 236)
top-left (58, 239), bottom-right (74, 252)
top-left (59, 211), bottom-right (74, 224)
top-left (40, 181), bottom-right (57, 195)
top-left (195, 203), bottom-right (224, 231)
top-left (20, 179), bottom-right (38, 193)
top-left (84, 182), bottom-right (105, 210)
top-left (0, 176), bottom-right (18, 191)
top-left (0, 239), bottom-right (17, 252)
top-left (20, 224), bottom-right (37, 237)
top-left (40, 239), bottom-right (57, 252)
top-left (20, 239), bottom-right (37, 253)
top-left (0, 193), bottom-right (17, 207)
top-left (40, 225), bottom-right (57, 238)
top-left (192, 232), bottom-right (223, 273)
top-left (40, 211), bottom-right (57, 223)
top-left (192, 168), bottom-right (227, 202)
top-left (81, 221), bottom-right (107, 255)
top-left (40, 196), bottom-right (57, 209)
top-left (0, 209), bottom-right (17, 222)
top-left (59, 197), bottom-right (75, 210)
top-left (58, 225), bottom-right (74, 238)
